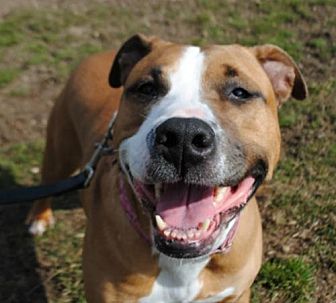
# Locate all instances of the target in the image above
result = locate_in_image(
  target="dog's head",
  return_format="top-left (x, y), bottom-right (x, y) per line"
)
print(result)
top-left (109, 34), bottom-right (307, 258)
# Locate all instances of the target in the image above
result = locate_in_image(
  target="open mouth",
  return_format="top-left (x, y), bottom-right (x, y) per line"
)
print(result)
top-left (121, 162), bottom-right (266, 258)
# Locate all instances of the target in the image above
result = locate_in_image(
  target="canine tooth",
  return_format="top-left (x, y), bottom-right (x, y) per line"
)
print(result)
top-left (154, 183), bottom-right (162, 200)
top-left (214, 186), bottom-right (228, 203)
top-left (155, 215), bottom-right (167, 231)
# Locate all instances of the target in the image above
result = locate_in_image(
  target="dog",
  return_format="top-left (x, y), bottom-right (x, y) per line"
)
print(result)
top-left (27, 34), bottom-right (307, 302)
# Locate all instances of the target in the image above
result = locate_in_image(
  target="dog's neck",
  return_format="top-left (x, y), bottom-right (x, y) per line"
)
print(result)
top-left (140, 253), bottom-right (210, 303)
top-left (118, 174), bottom-right (216, 302)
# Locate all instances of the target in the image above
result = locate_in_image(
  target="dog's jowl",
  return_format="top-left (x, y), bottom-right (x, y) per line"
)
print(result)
top-left (28, 34), bottom-right (307, 303)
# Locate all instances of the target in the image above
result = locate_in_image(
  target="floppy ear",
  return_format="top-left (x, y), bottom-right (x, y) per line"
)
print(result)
top-left (109, 34), bottom-right (153, 88)
top-left (252, 44), bottom-right (308, 106)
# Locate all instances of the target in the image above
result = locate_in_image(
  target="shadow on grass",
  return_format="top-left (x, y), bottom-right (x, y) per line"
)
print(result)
top-left (0, 165), bottom-right (81, 303)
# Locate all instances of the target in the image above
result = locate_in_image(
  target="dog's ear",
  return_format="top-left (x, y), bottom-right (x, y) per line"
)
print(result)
top-left (109, 34), bottom-right (153, 88)
top-left (252, 44), bottom-right (308, 106)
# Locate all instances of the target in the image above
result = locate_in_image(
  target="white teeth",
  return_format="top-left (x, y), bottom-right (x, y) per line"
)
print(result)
top-left (162, 226), bottom-right (209, 241)
top-left (187, 230), bottom-right (195, 239)
top-left (195, 230), bottom-right (201, 239)
top-left (158, 220), bottom-right (212, 241)
top-left (214, 186), bottom-right (229, 203)
top-left (166, 229), bottom-right (188, 241)
top-left (171, 229), bottom-right (178, 239)
top-left (163, 229), bottom-right (171, 237)
top-left (200, 218), bottom-right (211, 232)
top-left (155, 215), bottom-right (167, 231)
top-left (177, 231), bottom-right (186, 241)
top-left (154, 183), bottom-right (162, 200)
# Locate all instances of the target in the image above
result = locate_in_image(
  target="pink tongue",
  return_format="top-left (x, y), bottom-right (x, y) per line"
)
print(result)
top-left (156, 183), bottom-right (216, 228)
top-left (155, 177), bottom-right (255, 229)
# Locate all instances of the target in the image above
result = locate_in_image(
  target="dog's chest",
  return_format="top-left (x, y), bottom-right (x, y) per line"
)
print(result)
top-left (139, 254), bottom-right (234, 303)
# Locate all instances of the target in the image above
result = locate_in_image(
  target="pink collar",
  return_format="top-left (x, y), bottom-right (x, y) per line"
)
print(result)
top-left (119, 176), bottom-right (151, 243)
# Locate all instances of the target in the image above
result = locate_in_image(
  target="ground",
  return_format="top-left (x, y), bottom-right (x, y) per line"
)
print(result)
top-left (0, 0), bottom-right (335, 302)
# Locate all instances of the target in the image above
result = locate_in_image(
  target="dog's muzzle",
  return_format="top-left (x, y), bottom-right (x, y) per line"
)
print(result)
top-left (120, 117), bottom-right (267, 259)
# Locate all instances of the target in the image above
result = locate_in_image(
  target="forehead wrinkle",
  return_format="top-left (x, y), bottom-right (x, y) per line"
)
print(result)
top-left (223, 64), bottom-right (238, 77)
top-left (206, 56), bottom-right (265, 95)
top-left (230, 65), bottom-right (260, 88)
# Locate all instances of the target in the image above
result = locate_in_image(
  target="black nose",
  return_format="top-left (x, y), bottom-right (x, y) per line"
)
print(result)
top-left (154, 118), bottom-right (216, 174)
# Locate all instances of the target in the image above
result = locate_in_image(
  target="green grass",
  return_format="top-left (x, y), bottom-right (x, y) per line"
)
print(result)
top-left (0, 19), bottom-right (23, 47)
top-left (253, 257), bottom-right (315, 303)
top-left (187, 0), bottom-right (312, 59)
top-left (0, 0), bottom-right (334, 90)
top-left (0, 8), bottom-right (107, 84)
top-left (0, 141), bottom-right (44, 186)
top-left (35, 208), bottom-right (86, 303)
top-left (0, 68), bottom-right (20, 88)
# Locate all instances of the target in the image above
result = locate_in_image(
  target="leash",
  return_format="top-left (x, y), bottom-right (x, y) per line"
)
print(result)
top-left (0, 108), bottom-right (243, 254)
top-left (0, 112), bottom-right (118, 206)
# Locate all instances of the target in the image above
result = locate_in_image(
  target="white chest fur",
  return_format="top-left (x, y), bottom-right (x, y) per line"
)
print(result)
top-left (140, 254), bottom-right (209, 303)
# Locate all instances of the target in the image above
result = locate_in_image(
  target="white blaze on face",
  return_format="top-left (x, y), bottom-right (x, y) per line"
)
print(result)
top-left (148, 46), bottom-right (215, 122)
top-left (120, 46), bottom-right (216, 181)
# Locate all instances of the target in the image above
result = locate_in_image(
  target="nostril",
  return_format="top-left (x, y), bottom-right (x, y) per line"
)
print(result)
top-left (192, 133), bottom-right (212, 149)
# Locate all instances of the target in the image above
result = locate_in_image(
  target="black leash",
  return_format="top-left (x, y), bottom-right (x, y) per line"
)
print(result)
top-left (0, 112), bottom-right (117, 206)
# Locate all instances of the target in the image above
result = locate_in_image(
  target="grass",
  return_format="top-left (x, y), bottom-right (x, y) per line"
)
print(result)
top-left (0, 0), bottom-right (333, 89)
top-left (0, 68), bottom-right (20, 88)
top-left (0, 141), bottom-right (44, 186)
top-left (0, 0), bottom-right (335, 302)
top-left (0, 19), bottom-right (23, 47)
top-left (0, 8), bottom-right (107, 85)
top-left (253, 257), bottom-right (315, 303)
top-left (35, 207), bottom-right (86, 303)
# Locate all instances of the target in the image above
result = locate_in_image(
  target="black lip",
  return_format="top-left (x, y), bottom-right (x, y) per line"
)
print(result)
top-left (154, 233), bottom-right (213, 258)
top-left (247, 160), bottom-right (267, 199)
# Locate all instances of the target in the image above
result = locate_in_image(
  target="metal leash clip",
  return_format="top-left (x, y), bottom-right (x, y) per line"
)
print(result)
top-left (83, 112), bottom-right (118, 188)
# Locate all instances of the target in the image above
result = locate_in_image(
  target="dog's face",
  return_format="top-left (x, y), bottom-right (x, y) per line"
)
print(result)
top-left (109, 35), bottom-right (307, 258)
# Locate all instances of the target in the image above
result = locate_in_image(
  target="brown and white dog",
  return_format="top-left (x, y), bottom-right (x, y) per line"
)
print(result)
top-left (27, 34), bottom-right (307, 302)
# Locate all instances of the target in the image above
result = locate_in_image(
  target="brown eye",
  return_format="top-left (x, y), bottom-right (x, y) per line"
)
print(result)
top-left (136, 81), bottom-right (158, 98)
top-left (230, 87), bottom-right (253, 100)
